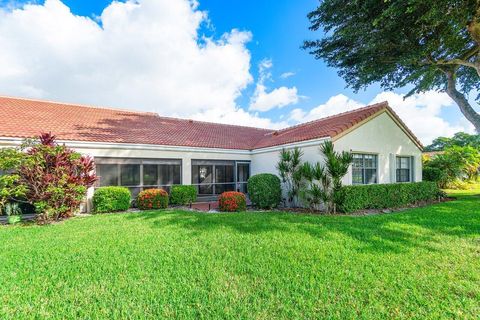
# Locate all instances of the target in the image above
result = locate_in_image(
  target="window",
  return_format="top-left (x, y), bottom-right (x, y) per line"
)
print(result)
top-left (396, 156), bottom-right (412, 182)
top-left (352, 154), bottom-right (378, 185)
top-left (120, 164), bottom-right (140, 186)
top-left (143, 164), bottom-right (158, 186)
top-left (95, 158), bottom-right (181, 196)
top-left (96, 164), bottom-right (118, 186)
top-left (159, 164), bottom-right (181, 186)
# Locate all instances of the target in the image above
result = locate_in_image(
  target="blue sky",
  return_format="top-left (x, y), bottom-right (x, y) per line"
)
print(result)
top-left (0, 0), bottom-right (473, 143)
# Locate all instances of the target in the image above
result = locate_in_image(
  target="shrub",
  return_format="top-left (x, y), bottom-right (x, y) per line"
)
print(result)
top-left (0, 133), bottom-right (97, 223)
top-left (247, 173), bottom-right (282, 209)
top-left (93, 187), bottom-right (131, 213)
top-left (169, 185), bottom-right (197, 206)
top-left (337, 182), bottom-right (442, 213)
top-left (422, 167), bottom-right (445, 184)
top-left (137, 189), bottom-right (169, 210)
top-left (218, 191), bottom-right (246, 212)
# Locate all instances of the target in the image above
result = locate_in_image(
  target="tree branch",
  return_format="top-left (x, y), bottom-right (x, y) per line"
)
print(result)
top-left (443, 68), bottom-right (480, 133)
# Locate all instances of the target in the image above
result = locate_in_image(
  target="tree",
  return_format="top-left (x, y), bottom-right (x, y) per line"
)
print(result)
top-left (423, 145), bottom-right (480, 187)
top-left (277, 147), bottom-right (304, 207)
top-left (304, 0), bottom-right (480, 132)
top-left (425, 132), bottom-right (480, 151)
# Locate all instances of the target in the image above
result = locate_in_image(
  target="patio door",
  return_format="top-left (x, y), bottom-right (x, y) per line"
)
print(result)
top-left (236, 162), bottom-right (250, 193)
top-left (192, 160), bottom-right (235, 196)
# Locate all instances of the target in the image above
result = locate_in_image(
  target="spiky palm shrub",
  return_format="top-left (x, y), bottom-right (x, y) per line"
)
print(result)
top-left (277, 147), bottom-right (304, 207)
top-left (300, 162), bottom-right (328, 211)
top-left (320, 141), bottom-right (353, 213)
top-left (299, 141), bottom-right (352, 213)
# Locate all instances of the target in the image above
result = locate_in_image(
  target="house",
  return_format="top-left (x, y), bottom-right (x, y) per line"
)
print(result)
top-left (0, 96), bottom-right (423, 211)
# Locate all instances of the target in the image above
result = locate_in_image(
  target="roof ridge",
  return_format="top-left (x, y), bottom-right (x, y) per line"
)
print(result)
top-left (270, 101), bottom-right (388, 135)
top-left (0, 94), bottom-right (158, 116)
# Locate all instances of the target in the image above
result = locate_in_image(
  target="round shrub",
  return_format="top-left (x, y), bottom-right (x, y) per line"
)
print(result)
top-left (93, 186), bottom-right (131, 213)
top-left (137, 188), bottom-right (169, 210)
top-left (170, 185), bottom-right (197, 206)
top-left (218, 191), bottom-right (246, 212)
top-left (247, 173), bottom-right (281, 209)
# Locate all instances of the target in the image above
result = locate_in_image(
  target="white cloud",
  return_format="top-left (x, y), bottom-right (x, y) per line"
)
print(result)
top-left (0, 0), bottom-right (256, 120)
top-left (280, 72), bottom-right (295, 79)
top-left (289, 94), bottom-right (363, 122)
top-left (250, 85), bottom-right (299, 112)
top-left (249, 58), bottom-right (299, 112)
top-left (289, 91), bottom-right (474, 144)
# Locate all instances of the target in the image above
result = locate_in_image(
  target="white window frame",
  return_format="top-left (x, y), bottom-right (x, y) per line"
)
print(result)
top-left (352, 153), bottom-right (379, 185)
top-left (396, 156), bottom-right (413, 183)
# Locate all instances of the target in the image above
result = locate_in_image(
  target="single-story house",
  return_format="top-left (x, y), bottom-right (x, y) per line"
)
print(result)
top-left (0, 96), bottom-right (423, 211)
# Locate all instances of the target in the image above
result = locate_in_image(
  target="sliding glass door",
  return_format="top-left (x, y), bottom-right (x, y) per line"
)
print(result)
top-left (236, 162), bottom-right (250, 193)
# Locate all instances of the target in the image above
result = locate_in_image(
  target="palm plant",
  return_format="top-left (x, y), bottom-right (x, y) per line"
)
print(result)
top-left (320, 141), bottom-right (353, 213)
top-left (277, 147), bottom-right (304, 207)
top-left (300, 162), bottom-right (329, 211)
top-left (298, 141), bottom-right (353, 213)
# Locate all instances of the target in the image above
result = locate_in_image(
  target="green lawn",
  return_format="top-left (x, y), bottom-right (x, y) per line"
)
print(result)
top-left (1, 190), bottom-right (479, 319)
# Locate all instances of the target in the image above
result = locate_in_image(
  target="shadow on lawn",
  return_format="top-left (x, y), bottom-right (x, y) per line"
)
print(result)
top-left (127, 194), bottom-right (480, 254)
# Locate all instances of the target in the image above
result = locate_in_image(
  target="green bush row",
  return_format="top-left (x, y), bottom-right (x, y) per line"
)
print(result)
top-left (337, 182), bottom-right (443, 213)
top-left (93, 185), bottom-right (199, 213)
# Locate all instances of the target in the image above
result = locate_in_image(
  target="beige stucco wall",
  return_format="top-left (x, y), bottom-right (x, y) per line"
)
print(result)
top-left (251, 111), bottom-right (423, 185)
top-left (334, 111), bottom-right (422, 184)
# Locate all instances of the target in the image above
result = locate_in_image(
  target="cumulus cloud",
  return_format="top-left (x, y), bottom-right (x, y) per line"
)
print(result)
top-left (289, 91), bottom-right (474, 144)
top-left (249, 59), bottom-right (299, 112)
top-left (0, 0), bottom-right (255, 119)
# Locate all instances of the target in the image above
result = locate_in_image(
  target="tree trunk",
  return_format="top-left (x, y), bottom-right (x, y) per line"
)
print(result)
top-left (445, 70), bottom-right (480, 133)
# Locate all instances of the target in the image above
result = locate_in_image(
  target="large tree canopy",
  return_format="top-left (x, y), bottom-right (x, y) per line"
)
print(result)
top-left (304, 0), bottom-right (480, 132)
top-left (425, 132), bottom-right (480, 151)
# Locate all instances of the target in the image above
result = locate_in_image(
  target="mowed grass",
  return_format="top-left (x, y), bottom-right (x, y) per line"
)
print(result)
top-left (0, 190), bottom-right (479, 319)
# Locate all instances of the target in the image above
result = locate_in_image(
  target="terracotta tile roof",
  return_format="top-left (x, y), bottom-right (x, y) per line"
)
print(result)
top-left (253, 101), bottom-right (423, 149)
top-left (0, 96), bottom-right (422, 150)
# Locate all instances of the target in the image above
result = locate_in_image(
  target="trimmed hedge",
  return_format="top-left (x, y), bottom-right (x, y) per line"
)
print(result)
top-left (170, 185), bottom-right (197, 206)
top-left (218, 191), bottom-right (247, 212)
top-left (137, 189), bottom-right (169, 210)
top-left (337, 181), bottom-right (442, 213)
top-left (93, 186), bottom-right (131, 213)
top-left (247, 173), bottom-right (282, 209)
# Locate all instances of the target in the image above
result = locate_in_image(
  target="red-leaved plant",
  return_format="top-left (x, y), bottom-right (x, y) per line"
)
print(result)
top-left (18, 133), bottom-right (97, 223)
top-left (218, 191), bottom-right (247, 212)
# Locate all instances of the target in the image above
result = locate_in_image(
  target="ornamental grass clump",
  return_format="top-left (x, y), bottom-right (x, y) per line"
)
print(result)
top-left (218, 191), bottom-right (246, 212)
top-left (137, 189), bottom-right (169, 210)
